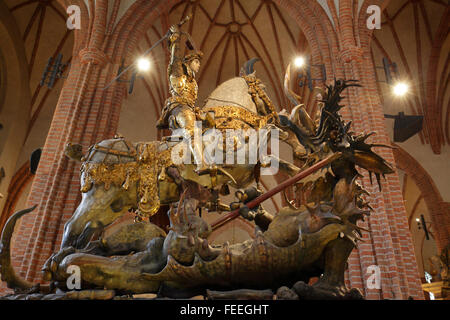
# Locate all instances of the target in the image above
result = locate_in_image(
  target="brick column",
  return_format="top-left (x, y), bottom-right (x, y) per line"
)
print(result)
top-left (13, 26), bottom-right (122, 284)
top-left (334, 0), bottom-right (424, 299)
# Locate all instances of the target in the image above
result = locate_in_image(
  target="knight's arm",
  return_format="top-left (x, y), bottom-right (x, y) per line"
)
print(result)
top-left (167, 28), bottom-right (186, 95)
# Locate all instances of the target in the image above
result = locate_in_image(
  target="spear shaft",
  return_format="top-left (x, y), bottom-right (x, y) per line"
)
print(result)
top-left (103, 35), bottom-right (169, 90)
top-left (211, 152), bottom-right (341, 231)
top-left (103, 15), bottom-right (192, 90)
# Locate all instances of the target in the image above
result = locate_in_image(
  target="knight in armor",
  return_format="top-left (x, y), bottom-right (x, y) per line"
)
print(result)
top-left (156, 24), bottom-right (206, 168)
top-left (156, 25), bottom-right (203, 131)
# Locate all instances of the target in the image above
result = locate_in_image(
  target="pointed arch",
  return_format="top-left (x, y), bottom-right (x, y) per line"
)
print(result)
top-left (392, 143), bottom-right (449, 251)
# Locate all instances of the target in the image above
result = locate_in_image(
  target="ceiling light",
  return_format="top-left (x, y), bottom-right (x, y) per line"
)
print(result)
top-left (393, 82), bottom-right (409, 97)
top-left (294, 56), bottom-right (306, 68)
top-left (137, 57), bottom-right (151, 72)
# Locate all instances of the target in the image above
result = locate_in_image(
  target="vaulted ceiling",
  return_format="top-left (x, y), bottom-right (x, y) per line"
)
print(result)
top-left (3, 0), bottom-right (74, 168)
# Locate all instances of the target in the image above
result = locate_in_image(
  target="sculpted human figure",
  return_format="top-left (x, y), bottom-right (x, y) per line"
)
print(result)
top-left (156, 24), bottom-right (205, 168)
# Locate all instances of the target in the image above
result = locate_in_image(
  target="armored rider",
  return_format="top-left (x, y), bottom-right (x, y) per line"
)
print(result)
top-left (156, 23), bottom-right (206, 167)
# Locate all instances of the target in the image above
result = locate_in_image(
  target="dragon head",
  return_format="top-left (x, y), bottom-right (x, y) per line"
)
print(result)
top-left (287, 79), bottom-right (395, 191)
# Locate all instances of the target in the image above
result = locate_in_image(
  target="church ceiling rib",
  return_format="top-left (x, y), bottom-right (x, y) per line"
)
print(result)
top-left (137, 0), bottom-right (309, 118)
top-left (6, 0), bottom-right (74, 142)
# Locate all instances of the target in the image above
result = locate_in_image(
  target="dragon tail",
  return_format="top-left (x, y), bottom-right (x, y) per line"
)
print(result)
top-left (0, 205), bottom-right (49, 292)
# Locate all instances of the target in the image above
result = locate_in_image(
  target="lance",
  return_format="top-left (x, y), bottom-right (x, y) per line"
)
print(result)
top-left (103, 15), bottom-right (191, 90)
top-left (210, 152), bottom-right (342, 231)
